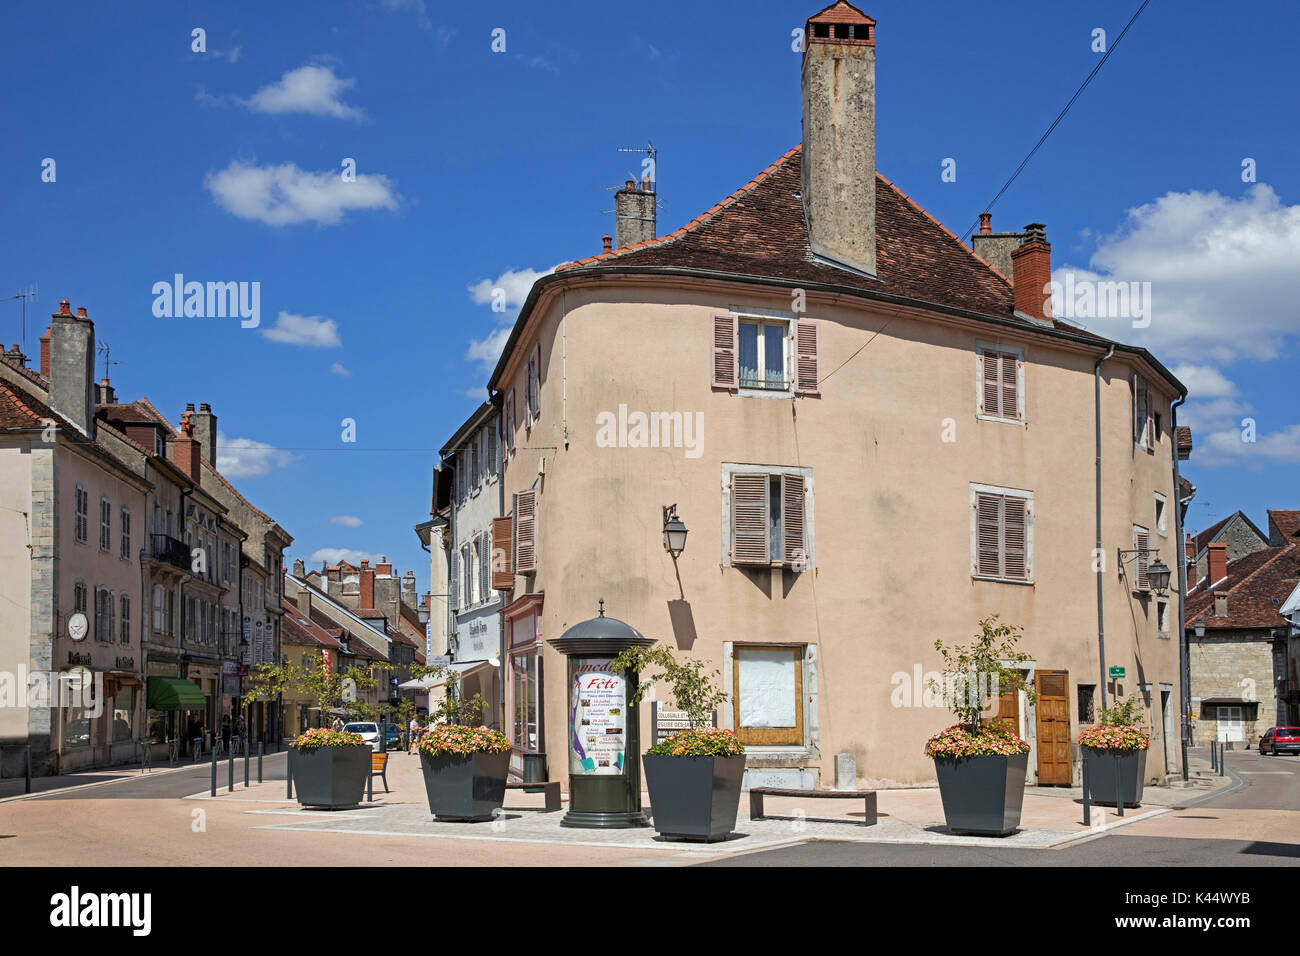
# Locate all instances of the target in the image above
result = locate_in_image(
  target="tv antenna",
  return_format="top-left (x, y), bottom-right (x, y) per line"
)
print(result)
top-left (96, 340), bottom-right (122, 383)
top-left (1, 285), bottom-right (38, 354)
top-left (616, 141), bottom-right (657, 193)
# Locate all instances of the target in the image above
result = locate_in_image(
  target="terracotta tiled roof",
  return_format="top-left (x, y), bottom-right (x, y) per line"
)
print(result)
top-left (1177, 425), bottom-right (1193, 454)
top-left (0, 379), bottom-right (93, 446)
top-left (1186, 544), bottom-right (1300, 630)
top-left (281, 599), bottom-right (342, 650)
top-left (559, 146), bottom-right (1029, 323)
top-left (1178, 475), bottom-right (1196, 500)
top-left (0, 352), bottom-right (48, 389)
top-left (1268, 510), bottom-right (1300, 543)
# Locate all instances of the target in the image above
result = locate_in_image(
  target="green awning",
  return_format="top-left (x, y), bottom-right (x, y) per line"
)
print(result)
top-left (147, 677), bottom-right (207, 710)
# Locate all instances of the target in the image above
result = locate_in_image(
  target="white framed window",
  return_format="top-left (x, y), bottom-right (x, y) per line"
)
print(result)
top-left (1134, 374), bottom-right (1155, 452)
top-left (970, 483), bottom-right (1034, 583)
top-left (1156, 596), bottom-right (1170, 635)
top-left (721, 463), bottom-right (813, 570)
top-left (74, 484), bottom-right (88, 543)
top-left (1154, 492), bottom-right (1168, 536)
top-left (976, 344), bottom-right (1024, 423)
top-left (737, 317), bottom-right (791, 391)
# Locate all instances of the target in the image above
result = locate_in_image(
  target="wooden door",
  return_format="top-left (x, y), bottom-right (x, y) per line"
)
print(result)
top-left (985, 676), bottom-right (1021, 735)
top-left (1035, 670), bottom-right (1072, 786)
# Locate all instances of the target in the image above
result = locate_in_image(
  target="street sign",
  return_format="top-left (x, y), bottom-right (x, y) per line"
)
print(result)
top-left (67, 612), bottom-right (88, 642)
top-left (1109, 666), bottom-right (1126, 679)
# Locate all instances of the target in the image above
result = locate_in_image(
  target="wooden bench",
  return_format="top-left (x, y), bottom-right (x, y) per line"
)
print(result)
top-left (505, 780), bottom-right (561, 812)
top-left (748, 787), bottom-right (877, 826)
top-left (370, 752), bottom-right (389, 793)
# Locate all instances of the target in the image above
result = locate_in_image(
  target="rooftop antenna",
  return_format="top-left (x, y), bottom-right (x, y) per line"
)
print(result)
top-left (1, 284), bottom-right (38, 354)
top-left (96, 340), bottom-right (122, 383)
top-left (616, 141), bottom-right (657, 194)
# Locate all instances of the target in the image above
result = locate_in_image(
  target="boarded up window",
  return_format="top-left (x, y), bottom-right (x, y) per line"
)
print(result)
top-left (733, 646), bottom-right (803, 746)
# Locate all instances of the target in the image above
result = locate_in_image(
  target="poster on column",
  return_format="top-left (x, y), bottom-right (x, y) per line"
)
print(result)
top-left (569, 658), bottom-right (626, 775)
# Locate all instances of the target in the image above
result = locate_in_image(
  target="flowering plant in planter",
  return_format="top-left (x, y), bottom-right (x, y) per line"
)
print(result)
top-left (416, 724), bottom-right (509, 758)
top-left (1079, 698), bottom-right (1150, 751)
top-left (649, 727), bottom-right (743, 757)
top-left (291, 728), bottom-right (367, 752)
top-left (924, 720), bottom-right (1029, 758)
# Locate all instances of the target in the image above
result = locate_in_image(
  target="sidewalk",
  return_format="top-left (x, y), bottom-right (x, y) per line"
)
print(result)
top-left (0, 761), bottom-right (194, 801)
top-left (193, 747), bottom-right (1234, 855)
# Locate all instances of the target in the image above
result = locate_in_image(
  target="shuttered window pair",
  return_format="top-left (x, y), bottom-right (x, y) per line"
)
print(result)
top-left (978, 348), bottom-right (1022, 420)
top-left (513, 489), bottom-right (537, 574)
top-left (712, 314), bottom-right (818, 395)
top-left (1132, 525), bottom-right (1151, 592)
top-left (1133, 374), bottom-right (1155, 451)
top-left (729, 472), bottom-right (809, 569)
top-left (973, 490), bottom-right (1031, 581)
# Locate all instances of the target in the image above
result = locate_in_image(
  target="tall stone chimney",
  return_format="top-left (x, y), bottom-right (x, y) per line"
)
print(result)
top-left (614, 179), bottom-right (656, 249)
top-left (801, 2), bottom-right (877, 276)
top-left (1010, 224), bottom-right (1052, 322)
top-left (48, 301), bottom-right (96, 437)
top-left (94, 378), bottom-right (116, 405)
top-left (1206, 542), bottom-right (1228, 588)
top-left (401, 570), bottom-right (417, 609)
top-left (359, 560), bottom-right (375, 610)
top-left (192, 402), bottom-right (217, 464)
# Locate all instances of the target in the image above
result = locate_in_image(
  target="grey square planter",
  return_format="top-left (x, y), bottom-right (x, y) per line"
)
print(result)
top-left (643, 754), bottom-right (745, 841)
top-left (1083, 747), bottom-right (1146, 808)
top-left (291, 745), bottom-right (370, 809)
top-left (933, 752), bottom-right (1028, 836)
top-left (420, 750), bottom-right (510, 822)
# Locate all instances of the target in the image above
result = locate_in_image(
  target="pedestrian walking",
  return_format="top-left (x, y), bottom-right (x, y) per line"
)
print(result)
top-left (331, 715), bottom-right (344, 732)
top-left (408, 716), bottom-right (420, 753)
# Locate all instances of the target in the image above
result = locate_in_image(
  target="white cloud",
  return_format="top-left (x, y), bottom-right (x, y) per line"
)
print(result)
top-left (380, 0), bottom-right (431, 31)
top-left (466, 326), bottom-right (512, 369)
top-left (216, 432), bottom-right (298, 478)
top-left (1170, 364), bottom-right (1239, 400)
top-left (260, 312), bottom-right (342, 348)
top-left (244, 65), bottom-right (365, 120)
top-left (330, 515), bottom-right (363, 527)
top-left (309, 548), bottom-right (381, 566)
top-left (1053, 185), bottom-right (1300, 364)
top-left (330, 362), bottom-right (352, 376)
top-left (467, 266), bottom-right (552, 310)
top-left (205, 160), bottom-right (399, 227)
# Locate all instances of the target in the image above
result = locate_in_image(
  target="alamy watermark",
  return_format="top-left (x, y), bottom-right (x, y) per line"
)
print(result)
top-left (0, 666), bottom-right (104, 717)
top-left (1048, 274), bottom-right (1152, 328)
top-left (595, 405), bottom-right (704, 459)
top-left (151, 275), bottom-right (260, 328)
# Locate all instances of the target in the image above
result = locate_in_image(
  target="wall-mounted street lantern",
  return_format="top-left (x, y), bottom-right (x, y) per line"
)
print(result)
top-left (418, 593), bottom-right (431, 626)
top-left (1116, 548), bottom-right (1172, 595)
top-left (662, 505), bottom-right (688, 558)
top-left (1194, 618), bottom-right (1206, 638)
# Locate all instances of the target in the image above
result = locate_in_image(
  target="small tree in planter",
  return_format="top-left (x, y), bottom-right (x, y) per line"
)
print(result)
top-left (1079, 697), bottom-right (1150, 808)
top-left (924, 615), bottom-right (1036, 836)
top-left (288, 727), bottom-right (371, 809)
top-left (611, 646), bottom-right (744, 842)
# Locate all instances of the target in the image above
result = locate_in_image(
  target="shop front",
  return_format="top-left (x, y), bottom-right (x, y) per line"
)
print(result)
top-left (502, 593), bottom-right (546, 783)
top-left (146, 674), bottom-right (206, 756)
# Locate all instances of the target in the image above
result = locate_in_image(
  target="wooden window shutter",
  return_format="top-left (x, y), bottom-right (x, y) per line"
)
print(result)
top-left (1000, 352), bottom-right (1020, 420)
top-left (1003, 497), bottom-right (1027, 579)
top-left (976, 493), bottom-right (1002, 577)
top-left (1133, 374), bottom-right (1146, 446)
top-left (793, 322), bottom-right (819, 395)
top-left (514, 489), bottom-right (537, 573)
top-left (781, 474), bottom-right (807, 567)
top-left (479, 532), bottom-right (490, 597)
top-left (730, 473), bottom-right (770, 564)
top-left (1135, 529), bottom-right (1150, 590)
top-left (980, 350), bottom-right (999, 416)
top-left (530, 344), bottom-right (541, 421)
top-left (712, 313), bottom-right (737, 389)
top-left (491, 516), bottom-right (514, 590)
top-left (1145, 385), bottom-right (1156, 451)
top-left (505, 390), bottom-right (515, 454)
top-left (449, 550), bottom-right (459, 611)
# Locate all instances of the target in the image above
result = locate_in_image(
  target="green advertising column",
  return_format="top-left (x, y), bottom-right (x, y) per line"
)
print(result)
top-left (549, 600), bottom-right (653, 828)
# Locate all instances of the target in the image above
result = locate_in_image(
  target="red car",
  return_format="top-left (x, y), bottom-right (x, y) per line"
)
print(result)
top-left (1258, 727), bottom-right (1300, 756)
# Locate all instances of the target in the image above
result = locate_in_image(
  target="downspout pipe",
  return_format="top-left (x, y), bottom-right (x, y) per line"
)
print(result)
top-left (1095, 345), bottom-right (1115, 711)
top-left (1171, 393), bottom-right (1190, 780)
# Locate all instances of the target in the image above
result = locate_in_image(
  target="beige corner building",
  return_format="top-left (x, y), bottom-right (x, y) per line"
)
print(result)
top-left (480, 2), bottom-right (1190, 789)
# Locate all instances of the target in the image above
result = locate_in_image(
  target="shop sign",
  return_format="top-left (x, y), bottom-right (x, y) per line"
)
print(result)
top-left (114, 656), bottom-right (135, 670)
top-left (67, 651), bottom-right (92, 667)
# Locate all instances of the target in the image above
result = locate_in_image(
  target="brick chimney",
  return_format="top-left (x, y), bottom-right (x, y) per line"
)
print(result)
top-left (1206, 542), bottom-right (1228, 588)
top-left (48, 301), bottom-right (96, 437)
top-left (614, 178), bottom-right (656, 249)
top-left (970, 213), bottom-right (1026, 281)
top-left (192, 402), bottom-right (217, 464)
top-left (1010, 223), bottom-right (1052, 322)
top-left (39, 326), bottom-right (51, 378)
top-left (802, 2), bottom-right (877, 276)
top-left (95, 378), bottom-right (116, 405)
top-left (601, 234), bottom-right (612, 254)
top-left (169, 409), bottom-right (201, 480)
top-left (360, 560), bottom-right (375, 610)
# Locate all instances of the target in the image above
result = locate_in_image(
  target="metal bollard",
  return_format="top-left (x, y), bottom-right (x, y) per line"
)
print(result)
top-left (367, 760), bottom-right (373, 803)
top-left (1082, 758), bottom-right (1090, 827)
top-left (210, 745), bottom-right (217, 797)
top-left (244, 743), bottom-right (250, 789)
top-left (1210, 741), bottom-right (1217, 771)
top-left (227, 747), bottom-right (234, 793)
top-left (257, 742), bottom-right (263, 784)
top-left (1219, 742), bottom-right (1226, 776)
top-left (25, 744), bottom-right (32, 794)
top-left (1114, 752), bottom-right (1123, 817)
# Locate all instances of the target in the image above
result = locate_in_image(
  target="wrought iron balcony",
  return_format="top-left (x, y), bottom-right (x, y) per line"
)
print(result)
top-left (150, 533), bottom-right (190, 572)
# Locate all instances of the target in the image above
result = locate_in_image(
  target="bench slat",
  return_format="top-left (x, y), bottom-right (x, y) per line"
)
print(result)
top-left (750, 787), bottom-right (872, 798)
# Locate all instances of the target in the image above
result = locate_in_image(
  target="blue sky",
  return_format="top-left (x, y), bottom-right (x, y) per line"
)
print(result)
top-left (2, 0), bottom-right (1297, 592)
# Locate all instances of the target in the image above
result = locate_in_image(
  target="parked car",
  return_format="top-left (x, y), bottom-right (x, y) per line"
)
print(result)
top-left (342, 722), bottom-right (381, 751)
top-left (384, 723), bottom-right (402, 750)
top-left (1259, 726), bottom-right (1300, 756)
